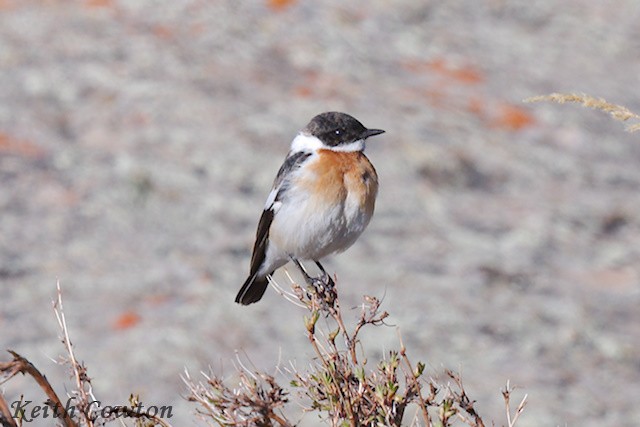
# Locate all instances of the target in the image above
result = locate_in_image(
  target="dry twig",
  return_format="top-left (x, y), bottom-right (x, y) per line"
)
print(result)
top-left (1, 282), bottom-right (173, 427)
top-left (0, 350), bottom-right (77, 427)
top-left (184, 272), bottom-right (531, 426)
top-left (53, 281), bottom-right (96, 426)
top-left (502, 380), bottom-right (528, 427)
top-left (183, 367), bottom-right (291, 426)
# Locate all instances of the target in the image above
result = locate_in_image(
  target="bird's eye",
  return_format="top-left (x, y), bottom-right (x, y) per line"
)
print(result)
top-left (334, 130), bottom-right (341, 135)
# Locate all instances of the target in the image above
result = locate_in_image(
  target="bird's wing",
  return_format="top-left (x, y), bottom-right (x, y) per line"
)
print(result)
top-left (249, 150), bottom-right (312, 276)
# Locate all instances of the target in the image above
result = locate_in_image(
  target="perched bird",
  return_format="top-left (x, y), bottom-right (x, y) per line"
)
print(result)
top-left (235, 112), bottom-right (384, 305)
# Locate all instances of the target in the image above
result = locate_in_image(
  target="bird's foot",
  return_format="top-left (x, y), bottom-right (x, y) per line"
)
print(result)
top-left (307, 271), bottom-right (336, 308)
top-left (290, 257), bottom-right (337, 307)
top-left (314, 261), bottom-right (335, 289)
top-left (309, 273), bottom-right (334, 293)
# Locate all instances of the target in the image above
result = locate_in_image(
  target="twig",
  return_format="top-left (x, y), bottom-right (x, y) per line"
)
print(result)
top-left (0, 392), bottom-right (18, 427)
top-left (330, 301), bottom-right (358, 365)
top-left (52, 280), bottom-right (96, 426)
top-left (183, 367), bottom-right (291, 426)
top-left (502, 380), bottom-right (528, 427)
top-left (269, 272), bottom-right (306, 308)
top-left (187, 273), bottom-right (502, 427)
top-left (0, 351), bottom-right (77, 427)
top-left (397, 329), bottom-right (431, 427)
top-left (447, 371), bottom-right (485, 427)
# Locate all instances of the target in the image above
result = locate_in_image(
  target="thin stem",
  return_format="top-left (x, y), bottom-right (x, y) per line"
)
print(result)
top-left (53, 281), bottom-right (96, 425)
top-left (397, 330), bottom-right (431, 427)
top-left (329, 302), bottom-right (358, 365)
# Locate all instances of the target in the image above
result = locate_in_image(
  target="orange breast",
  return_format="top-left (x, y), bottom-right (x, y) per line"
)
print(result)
top-left (302, 149), bottom-right (378, 214)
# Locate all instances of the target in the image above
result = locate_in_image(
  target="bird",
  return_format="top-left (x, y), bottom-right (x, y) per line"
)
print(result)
top-left (235, 112), bottom-right (385, 305)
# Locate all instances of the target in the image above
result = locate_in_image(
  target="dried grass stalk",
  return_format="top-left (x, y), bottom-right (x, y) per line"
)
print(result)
top-left (525, 93), bottom-right (640, 132)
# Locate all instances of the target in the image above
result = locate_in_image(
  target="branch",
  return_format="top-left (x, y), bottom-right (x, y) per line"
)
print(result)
top-left (0, 350), bottom-right (77, 427)
top-left (0, 392), bottom-right (18, 427)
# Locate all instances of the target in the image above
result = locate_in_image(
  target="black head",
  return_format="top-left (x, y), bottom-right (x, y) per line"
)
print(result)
top-left (303, 112), bottom-right (385, 147)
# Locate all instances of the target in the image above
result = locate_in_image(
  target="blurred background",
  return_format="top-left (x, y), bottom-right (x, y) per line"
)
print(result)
top-left (1, 0), bottom-right (639, 426)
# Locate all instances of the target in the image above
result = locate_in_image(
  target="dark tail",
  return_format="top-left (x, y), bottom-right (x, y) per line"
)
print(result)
top-left (235, 272), bottom-right (272, 305)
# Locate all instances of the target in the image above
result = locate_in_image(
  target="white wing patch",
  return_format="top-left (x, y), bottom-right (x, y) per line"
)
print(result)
top-left (264, 188), bottom-right (279, 210)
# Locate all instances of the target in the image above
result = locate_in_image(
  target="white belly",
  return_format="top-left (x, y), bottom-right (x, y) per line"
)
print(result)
top-left (268, 185), bottom-right (371, 262)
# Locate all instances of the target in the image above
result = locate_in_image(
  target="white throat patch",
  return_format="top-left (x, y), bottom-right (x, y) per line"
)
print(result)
top-left (290, 133), bottom-right (365, 153)
top-left (290, 133), bottom-right (323, 152)
top-left (327, 139), bottom-right (365, 152)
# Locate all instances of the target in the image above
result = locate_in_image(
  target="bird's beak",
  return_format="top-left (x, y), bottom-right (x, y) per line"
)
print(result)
top-left (362, 128), bottom-right (385, 139)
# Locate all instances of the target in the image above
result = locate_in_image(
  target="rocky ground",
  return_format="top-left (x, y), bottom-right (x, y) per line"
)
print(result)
top-left (1, 1), bottom-right (639, 426)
